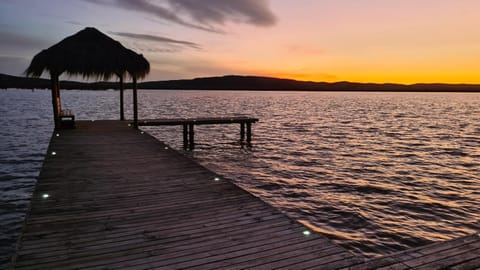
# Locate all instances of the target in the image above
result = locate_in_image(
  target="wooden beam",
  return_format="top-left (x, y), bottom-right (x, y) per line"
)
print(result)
top-left (50, 73), bottom-right (60, 130)
top-left (132, 76), bottom-right (138, 129)
top-left (183, 124), bottom-right (188, 149)
top-left (119, 74), bottom-right (124, 121)
top-left (189, 123), bottom-right (194, 149)
top-left (240, 122), bottom-right (245, 142)
top-left (246, 122), bottom-right (252, 144)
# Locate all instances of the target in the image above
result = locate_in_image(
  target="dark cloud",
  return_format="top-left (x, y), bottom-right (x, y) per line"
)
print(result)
top-left (169, 0), bottom-right (276, 27)
top-left (84, 0), bottom-right (220, 32)
top-left (83, 0), bottom-right (276, 32)
top-left (110, 31), bottom-right (201, 49)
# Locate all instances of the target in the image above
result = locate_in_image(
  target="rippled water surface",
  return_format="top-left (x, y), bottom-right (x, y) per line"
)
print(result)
top-left (1, 89), bottom-right (479, 266)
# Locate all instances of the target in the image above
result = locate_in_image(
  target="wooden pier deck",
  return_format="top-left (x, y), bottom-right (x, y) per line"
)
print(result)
top-left (345, 233), bottom-right (480, 270)
top-left (13, 120), bottom-right (480, 269)
top-left (13, 120), bottom-right (360, 269)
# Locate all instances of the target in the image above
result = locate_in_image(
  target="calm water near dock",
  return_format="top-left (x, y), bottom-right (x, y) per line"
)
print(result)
top-left (1, 89), bottom-right (480, 267)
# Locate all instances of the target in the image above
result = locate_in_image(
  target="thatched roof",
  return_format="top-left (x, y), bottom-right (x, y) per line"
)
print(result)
top-left (25, 27), bottom-right (149, 80)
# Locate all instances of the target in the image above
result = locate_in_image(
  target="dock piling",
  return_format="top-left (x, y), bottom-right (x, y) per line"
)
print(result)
top-left (183, 124), bottom-right (188, 149)
top-left (240, 122), bottom-right (245, 142)
top-left (188, 123), bottom-right (195, 149)
top-left (140, 117), bottom-right (259, 149)
top-left (246, 122), bottom-right (252, 144)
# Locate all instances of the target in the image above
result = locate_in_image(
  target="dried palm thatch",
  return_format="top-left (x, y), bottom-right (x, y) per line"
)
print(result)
top-left (25, 27), bottom-right (150, 128)
top-left (25, 27), bottom-right (149, 79)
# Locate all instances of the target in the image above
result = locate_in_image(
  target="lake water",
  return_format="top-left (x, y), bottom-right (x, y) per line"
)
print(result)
top-left (1, 89), bottom-right (479, 267)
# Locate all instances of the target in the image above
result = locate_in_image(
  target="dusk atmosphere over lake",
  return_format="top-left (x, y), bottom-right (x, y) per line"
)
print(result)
top-left (2, 0), bottom-right (480, 83)
top-left (1, 1), bottom-right (480, 269)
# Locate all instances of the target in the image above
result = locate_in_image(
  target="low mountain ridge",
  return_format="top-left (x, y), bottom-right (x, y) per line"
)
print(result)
top-left (1, 73), bottom-right (480, 92)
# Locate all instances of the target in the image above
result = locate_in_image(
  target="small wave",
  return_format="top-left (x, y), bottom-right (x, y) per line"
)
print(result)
top-left (439, 149), bottom-right (468, 157)
top-left (256, 183), bottom-right (283, 191)
top-left (354, 184), bottom-right (396, 195)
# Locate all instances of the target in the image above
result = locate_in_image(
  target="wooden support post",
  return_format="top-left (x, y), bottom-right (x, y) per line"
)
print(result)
top-left (246, 122), bottom-right (252, 144)
top-left (119, 74), bottom-right (125, 121)
top-left (50, 74), bottom-right (60, 130)
top-left (183, 124), bottom-right (188, 149)
top-left (133, 76), bottom-right (138, 129)
top-left (240, 122), bottom-right (245, 142)
top-left (189, 123), bottom-right (194, 149)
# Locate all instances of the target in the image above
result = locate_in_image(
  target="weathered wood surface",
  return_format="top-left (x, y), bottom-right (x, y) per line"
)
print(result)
top-left (139, 117), bottom-right (259, 148)
top-left (138, 117), bottom-right (259, 126)
top-left (344, 233), bottom-right (480, 270)
top-left (13, 120), bottom-right (359, 269)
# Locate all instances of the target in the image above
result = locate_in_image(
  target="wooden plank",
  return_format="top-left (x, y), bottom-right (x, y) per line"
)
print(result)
top-left (17, 120), bottom-right (477, 270)
top-left (347, 234), bottom-right (480, 270)
top-left (13, 120), bottom-right (354, 270)
top-left (138, 117), bottom-right (259, 126)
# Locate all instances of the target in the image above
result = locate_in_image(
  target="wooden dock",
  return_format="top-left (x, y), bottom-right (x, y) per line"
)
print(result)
top-left (12, 120), bottom-right (480, 269)
top-left (345, 233), bottom-right (480, 270)
top-left (139, 117), bottom-right (259, 149)
top-left (13, 120), bottom-right (360, 269)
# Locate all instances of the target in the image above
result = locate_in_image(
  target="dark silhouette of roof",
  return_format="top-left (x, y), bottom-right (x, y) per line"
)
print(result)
top-left (25, 27), bottom-right (149, 80)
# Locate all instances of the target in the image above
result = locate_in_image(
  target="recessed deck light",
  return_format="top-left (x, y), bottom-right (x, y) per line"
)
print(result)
top-left (51, 151), bottom-right (57, 156)
top-left (303, 230), bottom-right (311, 236)
top-left (42, 194), bottom-right (49, 199)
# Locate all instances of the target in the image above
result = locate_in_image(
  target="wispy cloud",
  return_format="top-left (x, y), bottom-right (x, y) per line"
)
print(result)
top-left (65, 20), bottom-right (84, 26)
top-left (83, 0), bottom-right (276, 32)
top-left (110, 31), bottom-right (201, 49)
top-left (169, 0), bottom-right (276, 27)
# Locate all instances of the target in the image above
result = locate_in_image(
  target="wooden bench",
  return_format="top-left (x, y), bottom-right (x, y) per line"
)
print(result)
top-left (59, 109), bottom-right (75, 129)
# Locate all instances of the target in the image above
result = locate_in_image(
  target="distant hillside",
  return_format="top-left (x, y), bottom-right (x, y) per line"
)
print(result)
top-left (2, 73), bottom-right (480, 92)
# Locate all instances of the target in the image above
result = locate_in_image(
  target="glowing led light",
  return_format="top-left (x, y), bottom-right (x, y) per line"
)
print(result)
top-left (128, 124), bottom-right (131, 127)
top-left (42, 194), bottom-right (49, 199)
top-left (214, 177), bottom-right (220, 181)
top-left (303, 230), bottom-right (311, 236)
top-left (55, 133), bottom-right (60, 137)
top-left (51, 151), bottom-right (57, 156)
top-left (140, 131), bottom-right (144, 134)
top-left (164, 147), bottom-right (169, 150)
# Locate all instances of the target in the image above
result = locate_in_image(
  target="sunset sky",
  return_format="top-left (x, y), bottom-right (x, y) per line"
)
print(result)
top-left (1, 0), bottom-right (479, 84)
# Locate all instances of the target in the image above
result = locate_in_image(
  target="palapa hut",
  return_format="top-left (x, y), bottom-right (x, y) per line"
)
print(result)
top-left (25, 27), bottom-right (150, 129)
